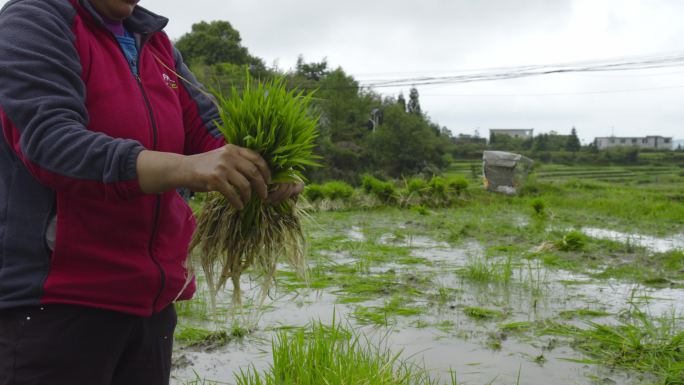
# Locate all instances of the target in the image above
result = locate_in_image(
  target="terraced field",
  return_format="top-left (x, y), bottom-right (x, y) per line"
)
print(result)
top-left (447, 160), bottom-right (683, 184)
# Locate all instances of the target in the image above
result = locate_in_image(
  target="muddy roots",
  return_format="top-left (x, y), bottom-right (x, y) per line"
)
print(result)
top-left (188, 193), bottom-right (308, 307)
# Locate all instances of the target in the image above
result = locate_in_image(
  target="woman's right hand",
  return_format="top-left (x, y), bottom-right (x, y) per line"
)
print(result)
top-left (181, 144), bottom-right (271, 210)
top-left (137, 144), bottom-right (271, 210)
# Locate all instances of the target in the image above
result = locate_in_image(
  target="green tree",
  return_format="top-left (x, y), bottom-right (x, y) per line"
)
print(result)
top-left (175, 20), bottom-right (264, 68)
top-left (397, 93), bottom-right (407, 112)
top-left (565, 127), bottom-right (581, 152)
top-left (368, 103), bottom-right (445, 177)
top-left (302, 67), bottom-right (381, 182)
top-left (407, 87), bottom-right (422, 115)
top-left (295, 56), bottom-right (329, 81)
top-left (533, 134), bottom-right (549, 152)
top-left (488, 133), bottom-right (530, 152)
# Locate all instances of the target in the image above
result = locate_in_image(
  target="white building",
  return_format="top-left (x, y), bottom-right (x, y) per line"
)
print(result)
top-left (489, 129), bottom-right (534, 140)
top-left (594, 136), bottom-right (673, 150)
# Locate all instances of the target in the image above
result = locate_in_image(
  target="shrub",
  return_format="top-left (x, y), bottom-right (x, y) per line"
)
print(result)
top-left (321, 181), bottom-right (354, 200)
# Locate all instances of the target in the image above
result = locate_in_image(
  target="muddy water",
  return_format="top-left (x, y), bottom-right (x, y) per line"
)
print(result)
top-left (582, 227), bottom-right (684, 253)
top-left (171, 229), bottom-right (684, 385)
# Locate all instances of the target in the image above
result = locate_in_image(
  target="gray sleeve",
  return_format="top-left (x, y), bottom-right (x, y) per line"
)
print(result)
top-left (0, 0), bottom-right (145, 198)
top-left (173, 47), bottom-right (222, 138)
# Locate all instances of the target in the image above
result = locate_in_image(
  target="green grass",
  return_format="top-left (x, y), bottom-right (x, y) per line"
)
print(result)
top-left (233, 319), bottom-right (459, 385)
top-left (460, 254), bottom-right (514, 284)
top-left (548, 308), bottom-right (684, 385)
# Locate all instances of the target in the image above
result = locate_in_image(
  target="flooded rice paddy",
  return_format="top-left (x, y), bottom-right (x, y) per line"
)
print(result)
top-left (171, 211), bottom-right (684, 385)
top-left (581, 227), bottom-right (684, 254)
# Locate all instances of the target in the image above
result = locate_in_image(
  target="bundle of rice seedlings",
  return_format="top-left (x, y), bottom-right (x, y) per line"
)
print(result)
top-left (189, 75), bottom-right (320, 306)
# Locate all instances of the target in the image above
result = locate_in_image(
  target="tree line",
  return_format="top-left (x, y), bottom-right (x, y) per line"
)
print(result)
top-left (175, 20), bottom-right (455, 183)
top-left (175, 21), bottom-right (679, 182)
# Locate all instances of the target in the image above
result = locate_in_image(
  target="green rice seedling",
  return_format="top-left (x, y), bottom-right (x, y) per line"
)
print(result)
top-left (361, 174), bottom-right (379, 194)
top-left (373, 181), bottom-right (398, 204)
top-left (430, 285), bottom-right (459, 306)
top-left (462, 306), bottom-right (506, 321)
top-left (461, 254), bottom-right (513, 285)
top-left (558, 309), bottom-right (611, 320)
top-left (447, 175), bottom-right (469, 196)
top-left (552, 308), bottom-right (684, 385)
top-left (234, 318), bottom-right (459, 385)
top-left (499, 321), bottom-right (534, 333)
top-left (175, 326), bottom-right (232, 350)
top-left (353, 306), bottom-right (391, 326)
top-left (302, 183), bottom-right (325, 202)
top-left (446, 223), bottom-right (475, 244)
top-left (556, 230), bottom-right (587, 252)
top-left (428, 176), bottom-right (448, 194)
top-left (428, 176), bottom-right (449, 204)
top-left (400, 177), bottom-right (428, 206)
top-left (521, 260), bottom-right (549, 297)
top-left (190, 75), bottom-right (320, 305)
top-left (530, 198), bottom-right (546, 217)
top-left (321, 180), bottom-right (354, 200)
top-left (406, 177), bottom-right (428, 194)
top-left (361, 174), bottom-right (398, 203)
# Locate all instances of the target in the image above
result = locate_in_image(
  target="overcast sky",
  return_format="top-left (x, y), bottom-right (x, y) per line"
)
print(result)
top-left (2, 0), bottom-right (683, 143)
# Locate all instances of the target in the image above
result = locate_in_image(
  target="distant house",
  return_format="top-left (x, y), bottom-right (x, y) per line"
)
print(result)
top-left (594, 136), bottom-right (673, 150)
top-left (489, 129), bottom-right (534, 140)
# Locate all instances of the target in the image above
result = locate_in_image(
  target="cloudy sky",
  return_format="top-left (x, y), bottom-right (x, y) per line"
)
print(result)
top-left (3, 0), bottom-right (683, 143)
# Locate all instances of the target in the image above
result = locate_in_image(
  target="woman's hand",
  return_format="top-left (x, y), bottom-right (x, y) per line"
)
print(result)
top-left (137, 144), bottom-right (272, 210)
top-left (181, 144), bottom-right (271, 209)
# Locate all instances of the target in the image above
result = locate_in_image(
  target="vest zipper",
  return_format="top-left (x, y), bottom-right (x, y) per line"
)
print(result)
top-left (135, 70), bottom-right (167, 314)
top-left (96, 18), bottom-right (168, 314)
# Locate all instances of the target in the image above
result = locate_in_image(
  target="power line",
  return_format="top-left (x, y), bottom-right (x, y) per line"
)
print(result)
top-left (355, 51), bottom-right (684, 88)
top-left (420, 83), bottom-right (684, 97)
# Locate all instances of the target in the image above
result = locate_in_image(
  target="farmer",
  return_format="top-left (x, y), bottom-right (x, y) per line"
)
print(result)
top-left (0, 0), bottom-right (301, 384)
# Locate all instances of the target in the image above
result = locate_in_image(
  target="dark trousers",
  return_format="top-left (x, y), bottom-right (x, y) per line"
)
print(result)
top-left (0, 304), bottom-right (177, 385)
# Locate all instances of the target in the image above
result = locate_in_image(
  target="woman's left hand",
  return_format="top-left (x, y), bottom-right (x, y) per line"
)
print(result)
top-left (268, 182), bottom-right (304, 205)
